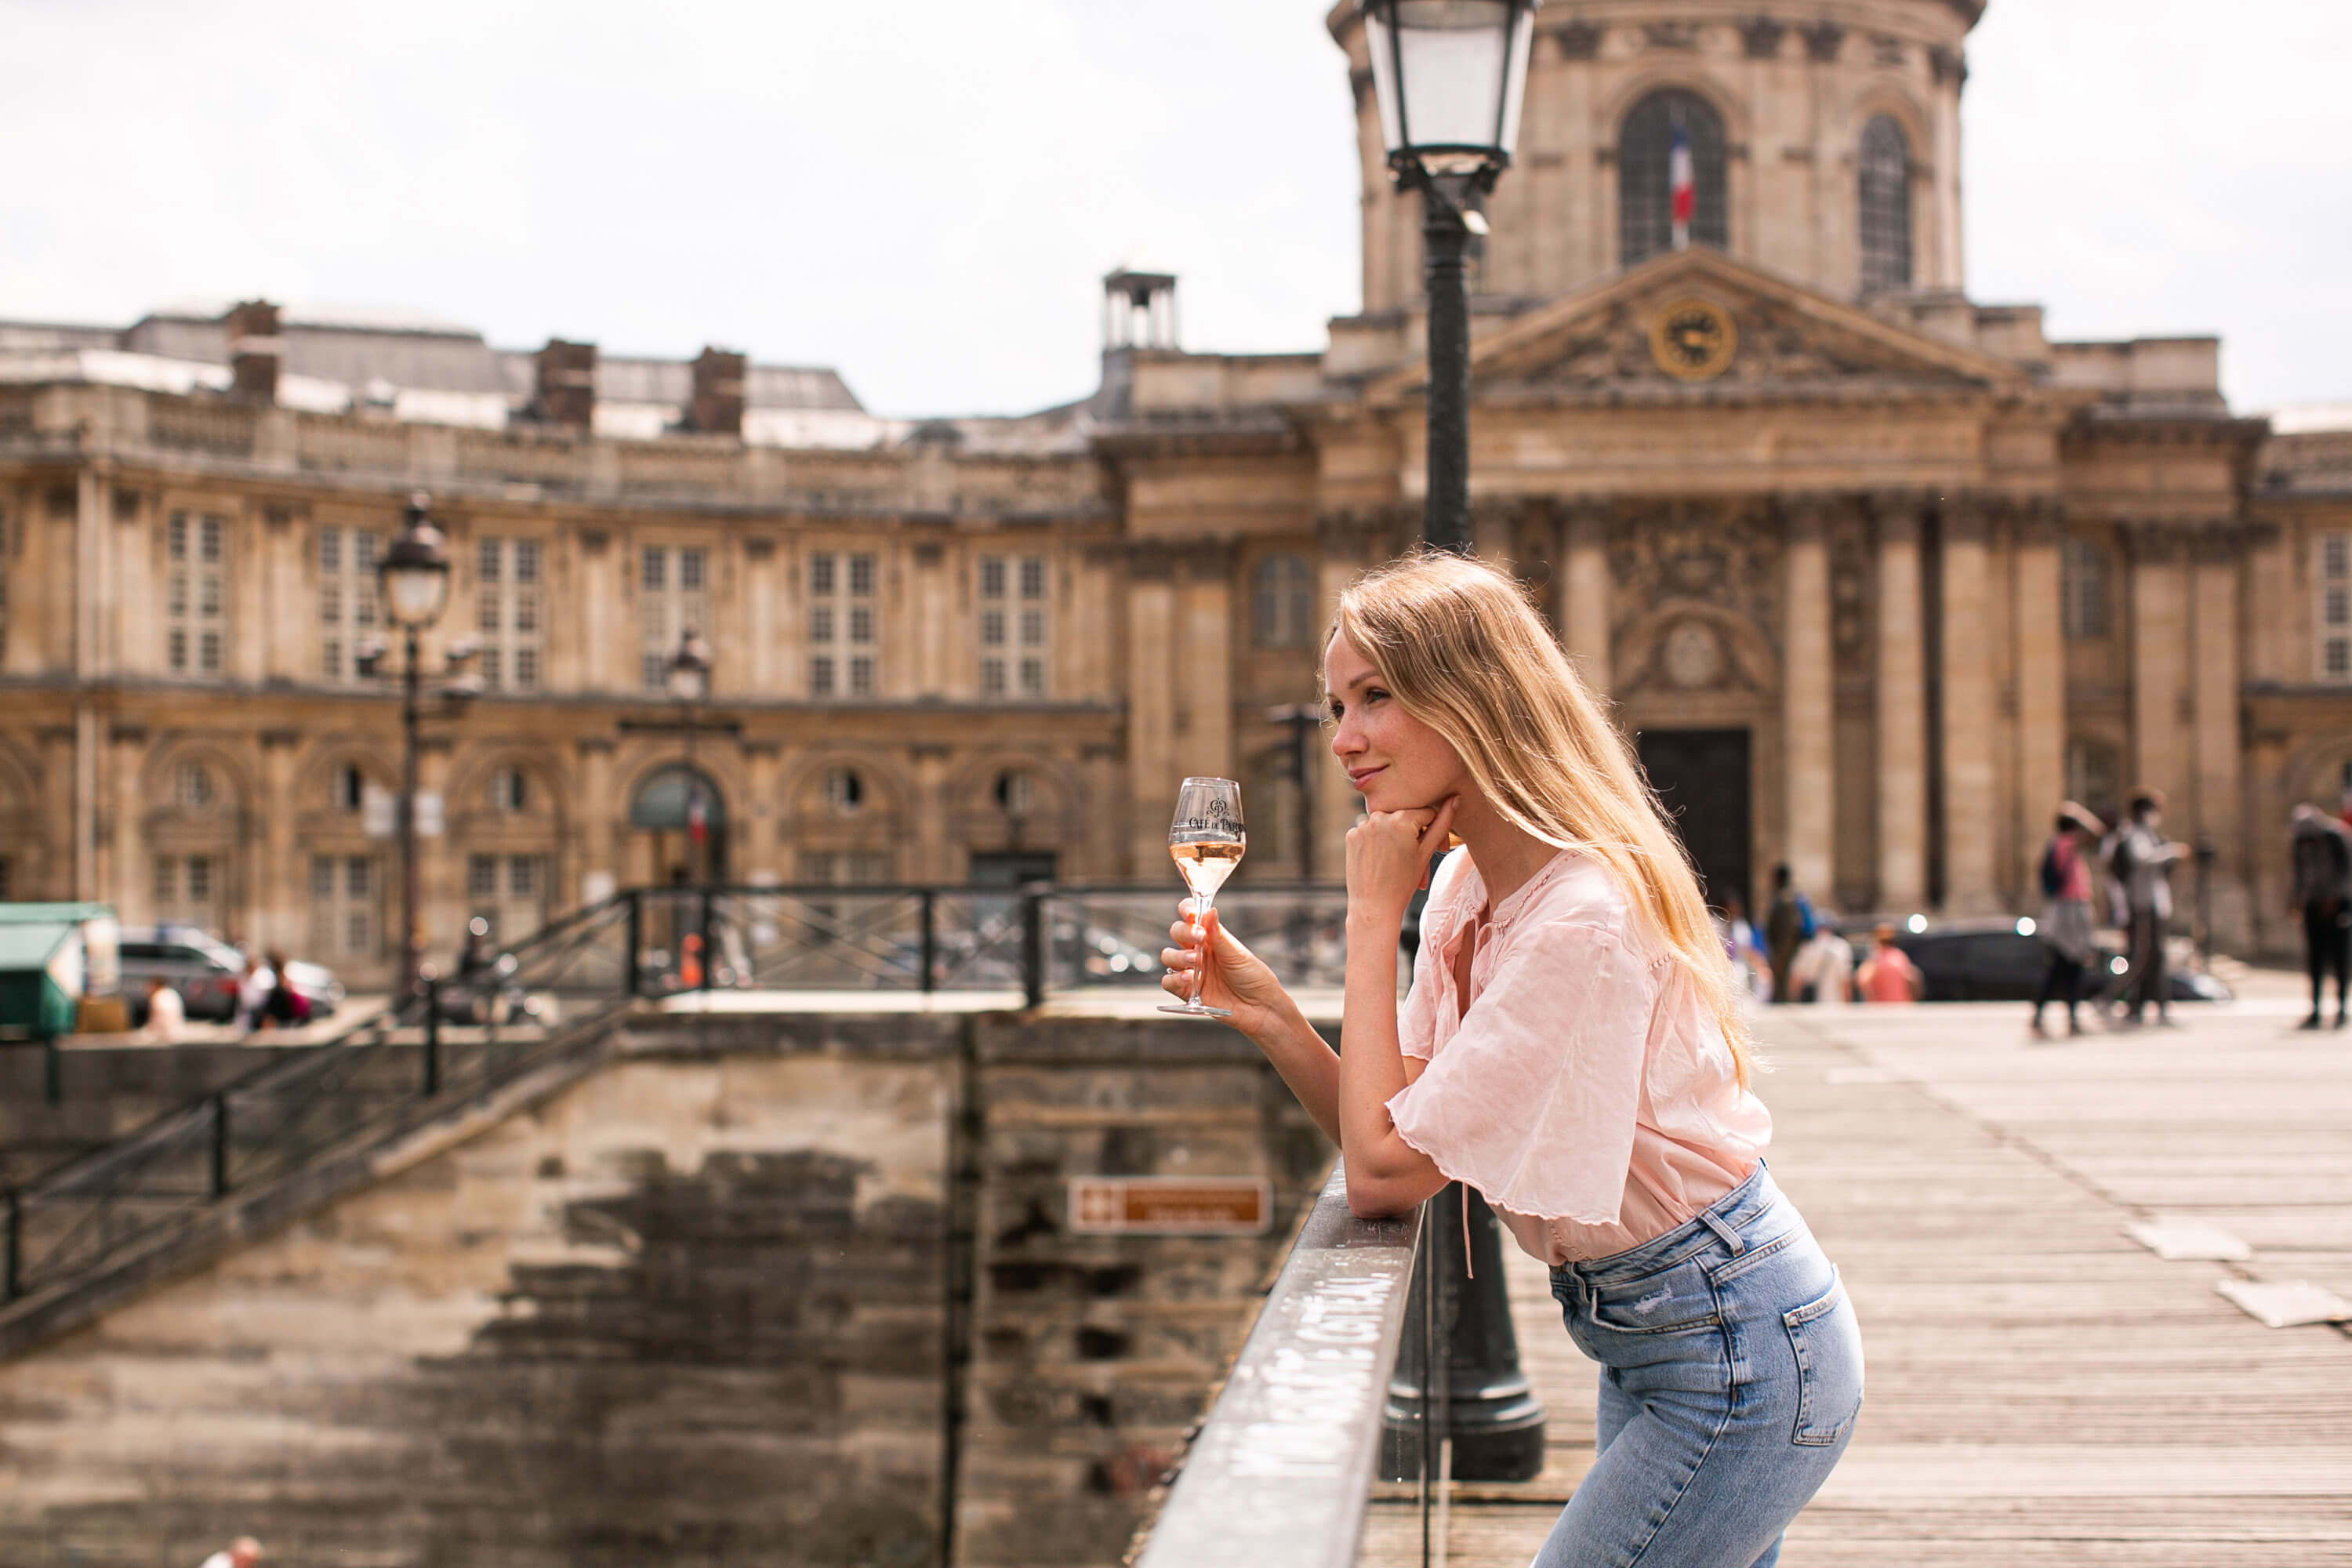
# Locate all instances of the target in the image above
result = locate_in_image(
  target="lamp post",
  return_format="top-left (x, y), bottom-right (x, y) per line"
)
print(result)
top-left (377, 493), bottom-right (451, 1000)
top-left (667, 627), bottom-right (713, 881)
top-left (1361, 0), bottom-right (1541, 554)
top-left (1361, 0), bottom-right (1548, 1483)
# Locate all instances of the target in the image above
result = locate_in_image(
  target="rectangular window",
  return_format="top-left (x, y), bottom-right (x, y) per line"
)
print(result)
top-left (469, 855), bottom-right (498, 900)
top-left (157, 856), bottom-right (177, 904)
top-left (640, 544), bottom-right (710, 692)
top-left (808, 548), bottom-right (877, 699)
top-left (2062, 538), bottom-right (2110, 641)
top-left (2318, 532), bottom-right (2351, 683)
top-left (310, 854), bottom-right (378, 959)
top-left (477, 537), bottom-right (546, 692)
top-left (978, 552), bottom-right (1047, 699)
top-left (186, 856), bottom-right (212, 902)
top-left (168, 510), bottom-right (230, 680)
top-left (318, 522), bottom-right (383, 684)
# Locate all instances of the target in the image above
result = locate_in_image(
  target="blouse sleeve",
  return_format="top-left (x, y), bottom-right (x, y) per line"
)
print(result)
top-left (1382, 919), bottom-right (1657, 1226)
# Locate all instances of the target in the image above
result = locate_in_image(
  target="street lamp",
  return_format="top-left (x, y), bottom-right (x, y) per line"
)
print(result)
top-left (378, 492), bottom-right (450, 1000)
top-left (1360, 0), bottom-right (1541, 554)
top-left (667, 627), bottom-right (713, 881)
top-left (1359, 0), bottom-right (1548, 1481)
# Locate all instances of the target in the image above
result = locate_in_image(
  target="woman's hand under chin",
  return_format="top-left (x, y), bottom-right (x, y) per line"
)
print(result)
top-left (1346, 795), bottom-right (1457, 928)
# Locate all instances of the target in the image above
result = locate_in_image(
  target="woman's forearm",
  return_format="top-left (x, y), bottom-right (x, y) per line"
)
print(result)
top-left (1341, 910), bottom-right (1435, 1212)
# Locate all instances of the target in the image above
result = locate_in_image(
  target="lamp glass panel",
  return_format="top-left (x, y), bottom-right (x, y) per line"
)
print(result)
top-left (383, 563), bottom-right (448, 627)
top-left (1393, 2), bottom-right (1512, 153)
top-left (668, 664), bottom-right (707, 702)
top-left (1496, 5), bottom-right (1534, 156)
top-left (1365, 9), bottom-right (1406, 154)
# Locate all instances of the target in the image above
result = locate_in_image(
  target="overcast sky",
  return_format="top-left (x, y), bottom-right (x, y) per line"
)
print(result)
top-left (4, 0), bottom-right (2347, 419)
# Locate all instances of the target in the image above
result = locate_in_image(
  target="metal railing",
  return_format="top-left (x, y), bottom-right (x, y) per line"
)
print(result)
top-left (2, 880), bottom-right (1352, 1326)
top-left (1131, 1158), bottom-right (1450, 1568)
top-left (0, 895), bottom-right (638, 1317)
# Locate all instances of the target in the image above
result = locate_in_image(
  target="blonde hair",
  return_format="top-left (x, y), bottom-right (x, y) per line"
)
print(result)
top-left (1330, 550), bottom-right (1755, 1087)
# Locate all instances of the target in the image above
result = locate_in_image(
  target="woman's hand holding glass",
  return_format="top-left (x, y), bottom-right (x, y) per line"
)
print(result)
top-left (1161, 902), bottom-right (1287, 1033)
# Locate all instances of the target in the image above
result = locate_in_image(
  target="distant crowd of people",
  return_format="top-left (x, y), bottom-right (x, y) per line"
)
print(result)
top-left (1720, 782), bottom-right (2352, 1031)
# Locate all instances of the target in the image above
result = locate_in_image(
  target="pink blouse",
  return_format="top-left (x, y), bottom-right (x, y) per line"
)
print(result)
top-left (1385, 847), bottom-right (1771, 1266)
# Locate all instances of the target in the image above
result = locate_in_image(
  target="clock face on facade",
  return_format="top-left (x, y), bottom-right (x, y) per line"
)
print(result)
top-left (1649, 298), bottom-right (1738, 381)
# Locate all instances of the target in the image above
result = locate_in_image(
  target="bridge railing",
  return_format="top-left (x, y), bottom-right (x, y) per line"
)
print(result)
top-left (1129, 1157), bottom-right (1447, 1568)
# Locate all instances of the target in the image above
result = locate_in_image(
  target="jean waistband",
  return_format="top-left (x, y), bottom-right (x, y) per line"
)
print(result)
top-left (1553, 1160), bottom-right (1783, 1290)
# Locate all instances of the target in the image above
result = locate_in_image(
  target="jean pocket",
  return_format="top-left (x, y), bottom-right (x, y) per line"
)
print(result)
top-left (1782, 1267), bottom-right (1863, 1446)
top-left (1584, 1258), bottom-right (1720, 1335)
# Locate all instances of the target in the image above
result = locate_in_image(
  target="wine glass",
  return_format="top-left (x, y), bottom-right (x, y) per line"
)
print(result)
top-left (1160, 777), bottom-right (1245, 1018)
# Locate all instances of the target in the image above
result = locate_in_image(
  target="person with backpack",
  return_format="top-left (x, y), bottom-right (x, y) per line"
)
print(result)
top-left (2289, 804), bottom-right (2352, 1029)
top-left (2107, 789), bottom-right (2187, 1029)
top-left (2031, 802), bottom-right (2106, 1038)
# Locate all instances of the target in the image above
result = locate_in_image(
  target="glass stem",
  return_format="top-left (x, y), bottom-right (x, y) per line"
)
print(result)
top-left (1191, 899), bottom-right (1209, 1006)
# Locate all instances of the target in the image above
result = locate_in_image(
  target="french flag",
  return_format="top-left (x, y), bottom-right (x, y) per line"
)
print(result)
top-left (1670, 120), bottom-right (1694, 250)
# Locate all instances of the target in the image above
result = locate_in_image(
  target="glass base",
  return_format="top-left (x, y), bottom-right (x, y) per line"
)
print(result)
top-left (1157, 1000), bottom-right (1232, 1018)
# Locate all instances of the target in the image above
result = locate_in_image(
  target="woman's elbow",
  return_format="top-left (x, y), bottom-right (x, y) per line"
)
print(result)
top-left (1345, 1184), bottom-right (1418, 1221)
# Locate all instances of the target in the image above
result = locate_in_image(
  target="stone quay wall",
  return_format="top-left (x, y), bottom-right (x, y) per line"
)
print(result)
top-left (0, 1008), bottom-right (1332, 1568)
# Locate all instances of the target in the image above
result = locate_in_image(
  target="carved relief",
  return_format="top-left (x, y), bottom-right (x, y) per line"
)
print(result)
top-left (1871, 34), bottom-right (1905, 67)
top-left (1642, 20), bottom-right (1698, 50)
top-left (1928, 45), bottom-right (1966, 86)
top-left (1495, 292), bottom-right (1979, 391)
top-left (1552, 19), bottom-right (1602, 60)
top-left (1830, 534), bottom-right (1871, 662)
top-left (1740, 16), bottom-right (1787, 58)
top-left (1799, 20), bottom-right (1845, 62)
top-left (1608, 502), bottom-right (1781, 648)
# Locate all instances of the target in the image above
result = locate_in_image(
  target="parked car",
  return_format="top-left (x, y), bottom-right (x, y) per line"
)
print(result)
top-left (117, 927), bottom-right (345, 1027)
top-left (1833, 916), bottom-right (2230, 1005)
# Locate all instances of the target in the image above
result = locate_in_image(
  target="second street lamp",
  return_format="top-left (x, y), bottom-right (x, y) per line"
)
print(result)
top-left (377, 492), bottom-right (451, 1000)
top-left (1360, 0), bottom-right (1541, 554)
top-left (667, 628), bottom-right (713, 883)
top-left (1359, 0), bottom-right (1548, 1486)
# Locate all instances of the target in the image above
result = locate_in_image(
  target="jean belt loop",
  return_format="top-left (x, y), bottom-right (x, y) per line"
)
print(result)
top-left (1697, 1207), bottom-right (1744, 1257)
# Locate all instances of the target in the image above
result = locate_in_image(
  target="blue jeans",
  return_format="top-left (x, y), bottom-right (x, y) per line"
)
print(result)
top-left (1534, 1164), bottom-right (1862, 1567)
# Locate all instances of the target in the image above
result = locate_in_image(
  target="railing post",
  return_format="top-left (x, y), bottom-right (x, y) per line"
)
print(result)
top-left (209, 1093), bottom-right (230, 1200)
top-left (919, 889), bottom-right (938, 995)
top-left (4, 1190), bottom-right (19, 1305)
top-left (1021, 884), bottom-right (1046, 1010)
top-left (699, 889), bottom-right (715, 993)
top-left (626, 892), bottom-right (643, 998)
top-left (423, 975), bottom-right (441, 1098)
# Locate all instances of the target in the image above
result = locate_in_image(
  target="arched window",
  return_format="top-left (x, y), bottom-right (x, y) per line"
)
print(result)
top-left (488, 766), bottom-right (529, 812)
top-left (1618, 89), bottom-right (1729, 267)
top-left (1251, 555), bottom-right (1316, 649)
top-left (993, 769), bottom-right (1034, 815)
top-left (1857, 115), bottom-right (1913, 293)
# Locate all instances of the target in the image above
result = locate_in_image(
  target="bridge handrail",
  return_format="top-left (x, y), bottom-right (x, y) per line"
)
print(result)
top-left (1131, 1157), bottom-right (1427, 1568)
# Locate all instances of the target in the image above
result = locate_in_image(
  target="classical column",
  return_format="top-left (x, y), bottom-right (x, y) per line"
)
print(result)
top-left (258, 728), bottom-right (303, 951)
top-left (1558, 502), bottom-right (1613, 694)
top-left (2127, 525), bottom-right (2189, 811)
top-left (1940, 501), bottom-right (1998, 912)
top-left (575, 738), bottom-right (616, 906)
top-left (1781, 504), bottom-right (1835, 898)
top-left (1126, 552), bottom-right (1179, 878)
top-left (2192, 532), bottom-right (2245, 946)
top-left (910, 744), bottom-right (952, 883)
top-left (2013, 503), bottom-right (2067, 898)
top-left (111, 725), bottom-right (149, 925)
top-left (909, 541), bottom-right (949, 699)
top-left (1179, 554), bottom-right (1236, 782)
top-left (1875, 504), bottom-right (1928, 910)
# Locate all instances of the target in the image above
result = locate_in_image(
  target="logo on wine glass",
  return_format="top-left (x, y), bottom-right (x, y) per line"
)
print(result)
top-left (1206, 799), bottom-right (1235, 829)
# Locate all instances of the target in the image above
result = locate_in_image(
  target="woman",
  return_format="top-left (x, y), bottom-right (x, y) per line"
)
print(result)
top-left (1162, 554), bottom-right (1861, 1568)
top-left (2031, 803), bottom-right (2105, 1037)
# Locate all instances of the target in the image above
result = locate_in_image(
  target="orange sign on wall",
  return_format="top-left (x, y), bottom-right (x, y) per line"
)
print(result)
top-left (1067, 1176), bottom-right (1271, 1235)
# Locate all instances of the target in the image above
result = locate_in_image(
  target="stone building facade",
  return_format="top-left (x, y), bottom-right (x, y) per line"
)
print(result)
top-left (4, 0), bottom-right (2350, 983)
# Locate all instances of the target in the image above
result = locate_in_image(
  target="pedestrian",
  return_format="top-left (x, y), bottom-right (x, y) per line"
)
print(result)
top-left (2289, 803), bottom-right (2352, 1029)
top-left (1855, 924), bottom-right (1923, 1003)
top-left (1719, 891), bottom-right (1771, 1003)
top-left (136, 975), bottom-right (186, 1044)
top-left (2031, 802), bottom-right (2107, 1039)
top-left (230, 953), bottom-right (275, 1036)
top-left (1762, 863), bottom-right (1811, 1004)
top-left (1789, 920), bottom-right (1855, 1005)
top-left (2107, 789), bottom-right (2187, 1027)
top-left (1163, 552), bottom-right (1861, 1567)
top-left (197, 1537), bottom-right (261, 1568)
top-left (260, 949), bottom-right (307, 1029)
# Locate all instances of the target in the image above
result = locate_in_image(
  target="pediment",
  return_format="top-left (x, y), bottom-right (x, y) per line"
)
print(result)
top-left (1367, 249), bottom-right (2030, 405)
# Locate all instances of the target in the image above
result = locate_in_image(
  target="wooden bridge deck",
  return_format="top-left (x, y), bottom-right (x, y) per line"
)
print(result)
top-left (1362, 976), bottom-right (2352, 1566)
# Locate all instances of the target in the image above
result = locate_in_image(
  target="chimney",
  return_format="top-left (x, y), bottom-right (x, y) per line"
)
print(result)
top-left (688, 347), bottom-right (748, 437)
top-left (224, 299), bottom-right (282, 402)
top-left (1102, 269), bottom-right (1178, 351)
top-left (535, 338), bottom-right (597, 430)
